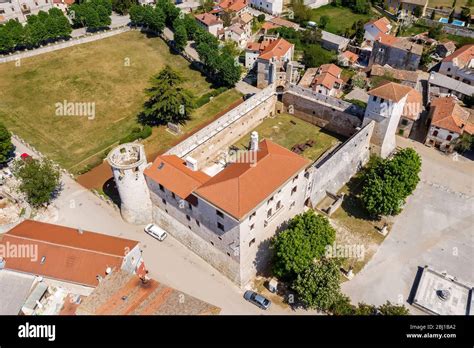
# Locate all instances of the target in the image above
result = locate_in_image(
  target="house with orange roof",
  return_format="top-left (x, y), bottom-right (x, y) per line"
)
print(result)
top-left (216, 0), bottom-right (249, 15)
top-left (363, 17), bottom-right (392, 47)
top-left (245, 37), bottom-right (295, 88)
top-left (0, 220), bottom-right (144, 289)
top-left (310, 64), bottom-right (344, 97)
top-left (438, 44), bottom-right (474, 86)
top-left (369, 33), bottom-right (423, 71)
top-left (195, 13), bottom-right (224, 37)
top-left (144, 136), bottom-right (311, 285)
top-left (384, 0), bottom-right (428, 18)
top-left (338, 50), bottom-right (359, 67)
top-left (425, 97), bottom-right (474, 153)
top-left (363, 81), bottom-right (414, 157)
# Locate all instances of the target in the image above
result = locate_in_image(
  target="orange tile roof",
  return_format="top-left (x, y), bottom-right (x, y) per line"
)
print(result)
top-left (258, 38), bottom-right (293, 61)
top-left (430, 97), bottom-right (473, 135)
top-left (312, 64), bottom-right (343, 90)
top-left (376, 32), bottom-right (399, 46)
top-left (195, 13), bottom-right (223, 27)
top-left (368, 81), bottom-right (412, 102)
top-left (261, 22), bottom-right (280, 31)
top-left (442, 44), bottom-right (474, 67)
top-left (269, 17), bottom-right (300, 30)
top-left (76, 270), bottom-right (221, 315)
top-left (369, 17), bottom-right (391, 33)
top-left (218, 0), bottom-right (248, 12)
top-left (144, 155), bottom-right (210, 199)
top-left (1, 220), bottom-right (139, 287)
top-left (239, 12), bottom-right (254, 24)
top-left (195, 140), bottom-right (310, 220)
top-left (342, 51), bottom-right (359, 63)
top-left (402, 88), bottom-right (423, 120)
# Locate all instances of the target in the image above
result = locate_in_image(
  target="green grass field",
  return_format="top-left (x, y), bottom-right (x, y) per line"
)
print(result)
top-left (310, 5), bottom-right (374, 35)
top-left (0, 31), bottom-right (241, 173)
top-left (428, 0), bottom-right (471, 10)
top-left (233, 113), bottom-right (344, 162)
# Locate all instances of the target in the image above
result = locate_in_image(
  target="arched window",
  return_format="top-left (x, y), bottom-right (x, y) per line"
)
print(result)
top-left (446, 135), bottom-right (452, 141)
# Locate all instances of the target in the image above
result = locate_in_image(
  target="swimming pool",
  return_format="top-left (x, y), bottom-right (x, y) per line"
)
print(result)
top-left (438, 18), bottom-right (466, 26)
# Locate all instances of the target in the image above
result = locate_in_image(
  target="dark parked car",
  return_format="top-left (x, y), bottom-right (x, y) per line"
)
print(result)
top-left (243, 290), bottom-right (271, 310)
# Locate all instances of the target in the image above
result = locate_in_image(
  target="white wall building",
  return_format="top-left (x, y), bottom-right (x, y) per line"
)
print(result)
top-left (250, 0), bottom-right (283, 15)
top-left (438, 44), bottom-right (474, 86)
top-left (0, 0), bottom-right (54, 23)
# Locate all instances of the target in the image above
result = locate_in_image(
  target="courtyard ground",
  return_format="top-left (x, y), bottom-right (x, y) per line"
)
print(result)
top-left (342, 137), bottom-right (474, 313)
top-left (232, 113), bottom-right (345, 162)
top-left (0, 31), bottom-right (240, 174)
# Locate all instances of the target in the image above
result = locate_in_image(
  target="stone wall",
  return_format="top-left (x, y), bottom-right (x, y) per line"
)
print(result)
top-left (308, 122), bottom-right (374, 206)
top-left (369, 41), bottom-right (421, 71)
top-left (152, 206), bottom-right (241, 284)
top-left (166, 84), bottom-right (276, 159)
top-left (282, 85), bottom-right (364, 137)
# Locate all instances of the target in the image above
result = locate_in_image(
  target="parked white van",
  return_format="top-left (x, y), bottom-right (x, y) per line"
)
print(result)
top-left (144, 224), bottom-right (167, 241)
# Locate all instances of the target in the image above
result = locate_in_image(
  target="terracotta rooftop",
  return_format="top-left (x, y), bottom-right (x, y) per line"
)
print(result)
top-left (429, 97), bottom-right (474, 135)
top-left (1, 220), bottom-right (139, 287)
top-left (258, 38), bottom-right (293, 61)
top-left (366, 17), bottom-right (391, 33)
top-left (76, 270), bottom-right (221, 315)
top-left (195, 140), bottom-right (310, 220)
top-left (261, 21), bottom-right (280, 31)
top-left (239, 12), bottom-right (254, 24)
top-left (341, 51), bottom-right (359, 63)
top-left (442, 44), bottom-right (474, 68)
top-left (144, 155), bottom-right (210, 199)
top-left (195, 13), bottom-right (223, 27)
top-left (368, 81), bottom-right (413, 102)
top-left (371, 64), bottom-right (419, 83)
top-left (377, 33), bottom-right (423, 55)
top-left (312, 64), bottom-right (343, 90)
top-left (218, 0), bottom-right (248, 12)
top-left (269, 17), bottom-right (300, 30)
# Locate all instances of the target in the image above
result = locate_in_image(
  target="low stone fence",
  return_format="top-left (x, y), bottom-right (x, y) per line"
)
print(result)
top-left (166, 84), bottom-right (277, 158)
top-left (0, 26), bottom-right (130, 64)
top-left (420, 18), bottom-right (474, 38)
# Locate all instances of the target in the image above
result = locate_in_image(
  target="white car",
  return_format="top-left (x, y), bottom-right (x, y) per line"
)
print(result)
top-left (144, 223), bottom-right (167, 241)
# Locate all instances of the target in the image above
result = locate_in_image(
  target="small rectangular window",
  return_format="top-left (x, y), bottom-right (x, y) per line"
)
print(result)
top-left (249, 238), bottom-right (256, 247)
top-left (186, 215), bottom-right (191, 221)
top-left (171, 192), bottom-right (175, 199)
top-left (162, 198), bottom-right (166, 205)
top-left (291, 186), bottom-right (297, 195)
top-left (159, 184), bottom-right (164, 192)
top-left (196, 219), bottom-right (200, 227)
top-left (217, 222), bottom-right (224, 231)
top-left (216, 210), bottom-right (224, 218)
top-left (250, 223), bottom-right (255, 230)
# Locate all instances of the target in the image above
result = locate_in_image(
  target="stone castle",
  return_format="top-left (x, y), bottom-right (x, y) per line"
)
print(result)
top-left (108, 81), bottom-right (409, 287)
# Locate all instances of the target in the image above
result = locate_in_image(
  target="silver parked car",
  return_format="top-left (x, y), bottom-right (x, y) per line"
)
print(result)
top-left (243, 290), bottom-right (271, 310)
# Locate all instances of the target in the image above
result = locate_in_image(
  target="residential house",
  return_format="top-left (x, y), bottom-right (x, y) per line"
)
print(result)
top-left (195, 13), bottom-right (224, 37)
top-left (435, 41), bottom-right (457, 59)
top-left (321, 30), bottom-right (350, 52)
top-left (338, 51), bottom-right (359, 67)
top-left (384, 0), bottom-right (428, 17)
top-left (397, 87), bottom-right (423, 137)
top-left (216, 0), bottom-right (249, 16)
top-left (76, 269), bottom-right (221, 315)
top-left (428, 71), bottom-right (474, 101)
top-left (0, 0), bottom-right (54, 23)
top-left (438, 44), bottom-right (474, 86)
top-left (52, 0), bottom-right (74, 13)
top-left (224, 22), bottom-right (250, 48)
top-left (144, 138), bottom-right (310, 286)
top-left (249, 0), bottom-right (283, 15)
top-left (425, 97), bottom-right (474, 153)
top-left (0, 220), bottom-right (144, 289)
top-left (370, 64), bottom-right (421, 89)
top-left (363, 17), bottom-right (392, 47)
top-left (245, 37), bottom-right (294, 88)
top-left (310, 64), bottom-right (344, 97)
top-left (369, 33), bottom-right (423, 71)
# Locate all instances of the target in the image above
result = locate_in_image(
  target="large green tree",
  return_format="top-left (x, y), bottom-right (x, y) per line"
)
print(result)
top-left (138, 66), bottom-right (194, 126)
top-left (272, 210), bottom-right (336, 280)
top-left (292, 258), bottom-right (342, 311)
top-left (12, 158), bottom-right (61, 207)
top-left (0, 122), bottom-right (14, 164)
top-left (173, 22), bottom-right (188, 52)
top-left (360, 148), bottom-right (422, 217)
top-left (112, 0), bottom-right (135, 15)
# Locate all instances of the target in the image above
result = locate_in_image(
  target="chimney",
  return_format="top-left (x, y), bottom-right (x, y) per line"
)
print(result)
top-left (185, 156), bottom-right (198, 171)
top-left (250, 131), bottom-right (259, 151)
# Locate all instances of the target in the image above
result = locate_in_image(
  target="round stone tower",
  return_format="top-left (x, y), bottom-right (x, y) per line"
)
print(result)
top-left (107, 143), bottom-right (152, 225)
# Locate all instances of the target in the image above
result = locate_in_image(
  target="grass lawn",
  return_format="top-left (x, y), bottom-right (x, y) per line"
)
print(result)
top-left (310, 5), bottom-right (373, 35)
top-left (428, 0), bottom-right (470, 10)
top-left (232, 113), bottom-right (344, 162)
top-left (143, 89), bottom-right (243, 158)
top-left (0, 31), bottom-right (232, 174)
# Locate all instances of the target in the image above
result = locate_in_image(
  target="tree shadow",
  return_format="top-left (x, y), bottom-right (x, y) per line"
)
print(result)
top-left (340, 175), bottom-right (379, 222)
